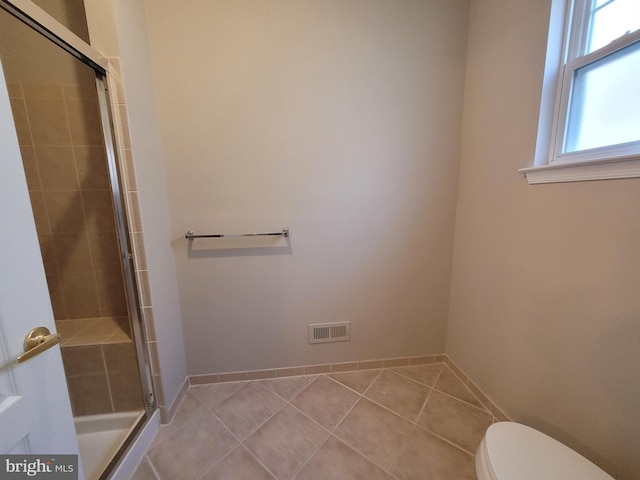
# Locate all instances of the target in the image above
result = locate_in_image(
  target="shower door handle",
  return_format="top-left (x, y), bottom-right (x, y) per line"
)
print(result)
top-left (17, 327), bottom-right (62, 364)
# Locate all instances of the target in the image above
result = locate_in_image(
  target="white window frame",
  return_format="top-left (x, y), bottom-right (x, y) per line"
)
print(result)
top-left (522, 0), bottom-right (640, 184)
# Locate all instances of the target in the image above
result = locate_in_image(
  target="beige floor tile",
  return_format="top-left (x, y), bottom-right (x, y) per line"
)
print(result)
top-left (244, 405), bottom-right (328, 480)
top-left (295, 435), bottom-right (394, 480)
top-left (213, 382), bottom-right (286, 439)
top-left (143, 370), bottom-right (498, 480)
top-left (131, 457), bottom-right (159, 480)
top-left (328, 369), bottom-right (381, 393)
top-left (364, 370), bottom-right (430, 421)
top-left (334, 397), bottom-right (413, 472)
top-left (150, 410), bottom-right (210, 452)
top-left (434, 366), bottom-right (483, 407)
top-left (200, 446), bottom-right (275, 480)
top-left (259, 375), bottom-right (317, 400)
top-left (168, 392), bottom-right (209, 427)
top-left (391, 364), bottom-right (443, 387)
top-left (417, 390), bottom-right (493, 453)
top-left (147, 413), bottom-right (238, 480)
top-left (190, 381), bottom-right (247, 409)
top-left (393, 426), bottom-right (476, 480)
top-left (290, 376), bottom-right (360, 430)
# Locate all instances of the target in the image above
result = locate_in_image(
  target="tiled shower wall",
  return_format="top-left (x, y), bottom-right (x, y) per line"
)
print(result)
top-left (61, 342), bottom-right (143, 416)
top-left (7, 79), bottom-right (130, 333)
top-left (106, 59), bottom-right (168, 420)
top-left (7, 70), bottom-right (149, 416)
top-left (8, 57), bottom-right (177, 422)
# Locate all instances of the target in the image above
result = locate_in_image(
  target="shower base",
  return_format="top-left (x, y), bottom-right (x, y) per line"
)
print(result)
top-left (75, 410), bottom-right (145, 480)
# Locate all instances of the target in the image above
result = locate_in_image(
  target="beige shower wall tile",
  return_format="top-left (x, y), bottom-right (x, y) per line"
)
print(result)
top-left (67, 374), bottom-right (113, 416)
top-left (138, 270), bottom-right (152, 307)
top-left (63, 84), bottom-right (97, 101)
top-left (20, 146), bottom-right (41, 190)
top-left (29, 190), bottom-right (51, 234)
top-left (95, 269), bottom-right (128, 317)
top-left (35, 146), bottom-right (79, 190)
top-left (43, 190), bottom-right (86, 233)
top-left (25, 98), bottom-right (71, 145)
top-left (114, 104), bottom-right (131, 149)
top-left (110, 372), bottom-right (144, 412)
top-left (152, 374), bottom-right (165, 406)
top-left (61, 345), bottom-right (105, 377)
top-left (75, 146), bottom-right (110, 190)
top-left (23, 84), bottom-right (64, 100)
top-left (88, 230), bottom-right (122, 272)
top-left (104, 342), bottom-right (139, 374)
top-left (60, 271), bottom-right (100, 318)
top-left (66, 99), bottom-right (104, 146)
top-left (46, 273), bottom-right (66, 319)
top-left (9, 97), bottom-right (32, 145)
top-left (143, 307), bottom-right (156, 341)
top-left (120, 149), bottom-right (137, 191)
top-left (82, 190), bottom-right (117, 233)
top-left (125, 191), bottom-right (143, 232)
top-left (38, 233), bottom-right (58, 274)
top-left (132, 232), bottom-right (147, 271)
top-left (53, 232), bottom-right (93, 274)
top-left (7, 83), bottom-right (23, 98)
top-left (148, 342), bottom-right (161, 376)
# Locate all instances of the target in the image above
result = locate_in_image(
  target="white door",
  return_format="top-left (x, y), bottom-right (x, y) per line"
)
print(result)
top-left (0, 57), bottom-right (82, 472)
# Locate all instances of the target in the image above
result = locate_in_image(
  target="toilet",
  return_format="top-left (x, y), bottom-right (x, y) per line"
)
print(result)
top-left (476, 422), bottom-right (614, 480)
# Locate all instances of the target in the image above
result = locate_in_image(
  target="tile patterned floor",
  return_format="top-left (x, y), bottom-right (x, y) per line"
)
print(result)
top-left (132, 363), bottom-right (495, 480)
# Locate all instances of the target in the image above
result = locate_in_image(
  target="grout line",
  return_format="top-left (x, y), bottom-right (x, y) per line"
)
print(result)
top-left (182, 395), bottom-right (272, 480)
top-left (100, 345), bottom-right (116, 414)
top-left (280, 376), bottom-right (400, 480)
top-left (414, 422), bottom-right (477, 457)
top-left (430, 386), bottom-right (492, 414)
top-left (359, 368), bottom-right (385, 397)
top-left (258, 375), bottom-right (319, 402)
top-left (388, 367), bottom-right (444, 474)
top-left (143, 454), bottom-right (162, 480)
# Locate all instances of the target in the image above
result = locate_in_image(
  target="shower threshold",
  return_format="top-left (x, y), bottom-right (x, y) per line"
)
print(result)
top-left (75, 410), bottom-right (145, 480)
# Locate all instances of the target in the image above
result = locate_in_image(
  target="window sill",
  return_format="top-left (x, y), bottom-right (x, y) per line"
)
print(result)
top-left (520, 156), bottom-right (640, 185)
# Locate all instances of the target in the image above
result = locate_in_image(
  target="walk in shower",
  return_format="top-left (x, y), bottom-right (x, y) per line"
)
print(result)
top-left (0, 2), bottom-right (154, 478)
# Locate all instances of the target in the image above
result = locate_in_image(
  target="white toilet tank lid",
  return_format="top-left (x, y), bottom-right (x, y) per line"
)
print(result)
top-left (485, 422), bottom-right (614, 480)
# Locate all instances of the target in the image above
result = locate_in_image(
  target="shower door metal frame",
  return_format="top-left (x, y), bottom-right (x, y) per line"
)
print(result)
top-left (0, 0), bottom-right (156, 423)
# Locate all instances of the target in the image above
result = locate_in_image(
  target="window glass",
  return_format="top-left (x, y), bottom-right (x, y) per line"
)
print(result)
top-left (565, 40), bottom-right (640, 152)
top-left (587, 0), bottom-right (640, 54)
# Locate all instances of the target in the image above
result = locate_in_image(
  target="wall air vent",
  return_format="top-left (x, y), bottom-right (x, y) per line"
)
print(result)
top-left (308, 322), bottom-right (351, 344)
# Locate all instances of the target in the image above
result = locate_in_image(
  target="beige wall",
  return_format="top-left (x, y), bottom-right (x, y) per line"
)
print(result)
top-left (447, 1), bottom-right (640, 478)
top-left (143, 0), bottom-right (469, 374)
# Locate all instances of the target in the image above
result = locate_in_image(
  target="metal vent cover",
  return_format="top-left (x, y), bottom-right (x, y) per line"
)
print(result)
top-left (308, 322), bottom-right (351, 344)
